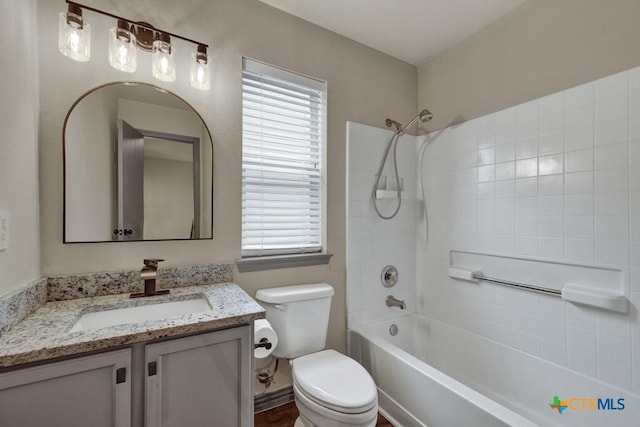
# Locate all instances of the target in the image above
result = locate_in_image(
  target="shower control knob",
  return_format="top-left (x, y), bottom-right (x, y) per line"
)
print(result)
top-left (381, 265), bottom-right (398, 288)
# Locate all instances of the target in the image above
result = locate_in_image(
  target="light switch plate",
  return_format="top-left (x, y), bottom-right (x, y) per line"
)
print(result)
top-left (0, 210), bottom-right (8, 251)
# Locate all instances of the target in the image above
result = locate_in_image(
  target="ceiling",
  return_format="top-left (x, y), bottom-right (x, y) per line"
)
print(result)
top-left (259, 0), bottom-right (526, 65)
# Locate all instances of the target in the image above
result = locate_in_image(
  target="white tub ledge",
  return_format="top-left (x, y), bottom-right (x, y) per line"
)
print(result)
top-left (561, 283), bottom-right (629, 313)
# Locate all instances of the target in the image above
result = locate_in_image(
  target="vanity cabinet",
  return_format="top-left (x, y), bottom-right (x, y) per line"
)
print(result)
top-left (0, 348), bottom-right (131, 427)
top-left (145, 325), bottom-right (252, 427)
top-left (0, 325), bottom-right (253, 427)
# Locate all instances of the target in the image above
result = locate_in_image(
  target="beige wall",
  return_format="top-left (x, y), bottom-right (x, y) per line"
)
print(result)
top-left (0, 0), bottom-right (41, 296)
top-left (418, 0), bottom-right (640, 131)
top-left (38, 0), bottom-right (417, 353)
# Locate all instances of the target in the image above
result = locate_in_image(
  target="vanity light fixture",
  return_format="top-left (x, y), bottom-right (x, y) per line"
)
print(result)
top-left (151, 33), bottom-right (176, 82)
top-left (108, 20), bottom-right (136, 73)
top-left (190, 45), bottom-right (211, 91)
top-left (58, 1), bottom-right (210, 90)
top-left (58, 3), bottom-right (91, 62)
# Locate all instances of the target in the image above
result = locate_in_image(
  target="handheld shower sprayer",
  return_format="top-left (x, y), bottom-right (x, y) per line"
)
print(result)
top-left (387, 109), bottom-right (434, 135)
top-left (398, 108), bottom-right (433, 135)
top-left (375, 109), bottom-right (434, 220)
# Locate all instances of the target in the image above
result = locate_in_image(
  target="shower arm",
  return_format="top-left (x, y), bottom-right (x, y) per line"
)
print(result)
top-left (385, 109), bottom-right (433, 136)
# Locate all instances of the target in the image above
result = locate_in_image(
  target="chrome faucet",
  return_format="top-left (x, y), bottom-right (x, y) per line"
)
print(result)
top-left (130, 258), bottom-right (170, 298)
top-left (386, 295), bottom-right (406, 309)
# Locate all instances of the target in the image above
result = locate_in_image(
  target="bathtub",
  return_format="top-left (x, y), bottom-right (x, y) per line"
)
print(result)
top-left (349, 315), bottom-right (640, 427)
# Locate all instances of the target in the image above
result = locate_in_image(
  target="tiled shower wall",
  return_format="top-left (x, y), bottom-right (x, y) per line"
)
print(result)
top-left (419, 67), bottom-right (640, 393)
top-left (346, 122), bottom-right (416, 328)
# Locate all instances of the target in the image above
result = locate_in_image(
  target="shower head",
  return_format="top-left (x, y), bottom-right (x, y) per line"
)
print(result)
top-left (398, 108), bottom-right (434, 134)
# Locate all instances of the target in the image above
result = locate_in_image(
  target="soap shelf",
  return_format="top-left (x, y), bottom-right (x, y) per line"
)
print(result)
top-left (448, 251), bottom-right (629, 314)
top-left (375, 189), bottom-right (401, 199)
top-left (561, 283), bottom-right (629, 314)
top-left (375, 175), bottom-right (403, 199)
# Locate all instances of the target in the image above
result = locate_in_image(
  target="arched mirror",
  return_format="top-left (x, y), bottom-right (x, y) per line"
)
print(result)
top-left (63, 82), bottom-right (213, 242)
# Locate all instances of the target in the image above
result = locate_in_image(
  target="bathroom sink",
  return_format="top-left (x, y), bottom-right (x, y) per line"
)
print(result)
top-left (69, 296), bottom-right (212, 333)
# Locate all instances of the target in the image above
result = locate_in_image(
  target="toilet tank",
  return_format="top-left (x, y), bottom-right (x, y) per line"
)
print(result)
top-left (255, 283), bottom-right (334, 359)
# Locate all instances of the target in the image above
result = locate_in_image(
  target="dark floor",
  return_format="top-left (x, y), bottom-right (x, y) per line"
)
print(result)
top-left (254, 402), bottom-right (394, 427)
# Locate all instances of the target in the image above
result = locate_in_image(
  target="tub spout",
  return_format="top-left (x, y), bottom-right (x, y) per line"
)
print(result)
top-left (386, 295), bottom-right (406, 309)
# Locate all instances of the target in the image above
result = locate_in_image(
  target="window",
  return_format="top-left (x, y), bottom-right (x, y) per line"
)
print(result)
top-left (241, 59), bottom-right (326, 258)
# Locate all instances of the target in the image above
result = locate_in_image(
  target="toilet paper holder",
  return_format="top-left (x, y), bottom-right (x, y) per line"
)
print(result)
top-left (254, 338), bottom-right (272, 350)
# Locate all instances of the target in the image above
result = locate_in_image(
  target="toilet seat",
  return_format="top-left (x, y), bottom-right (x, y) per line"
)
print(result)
top-left (292, 350), bottom-right (377, 414)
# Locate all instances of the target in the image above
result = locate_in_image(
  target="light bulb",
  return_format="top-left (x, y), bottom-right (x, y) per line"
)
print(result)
top-left (117, 45), bottom-right (127, 63)
top-left (68, 30), bottom-right (80, 52)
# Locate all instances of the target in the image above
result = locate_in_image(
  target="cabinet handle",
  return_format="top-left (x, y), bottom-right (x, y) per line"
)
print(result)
top-left (148, 361), bottom-right (157, 376)
top-left (116, 367), bottom-right (127, 384)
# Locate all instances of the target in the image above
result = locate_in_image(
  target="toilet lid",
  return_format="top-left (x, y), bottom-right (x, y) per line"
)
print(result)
top-left (292, 350), bottom-right (377, 414)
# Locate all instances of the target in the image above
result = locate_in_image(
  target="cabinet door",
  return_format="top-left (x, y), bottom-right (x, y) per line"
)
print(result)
top-left (145, 326), bottom-right (252, 427)
top-left (0, 348), bottom-right (131, 427)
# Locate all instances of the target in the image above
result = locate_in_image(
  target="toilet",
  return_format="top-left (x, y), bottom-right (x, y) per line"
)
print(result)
top-left (255, 283), bottom-right (378, 427)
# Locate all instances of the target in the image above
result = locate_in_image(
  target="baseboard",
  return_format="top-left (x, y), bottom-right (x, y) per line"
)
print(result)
top-left (254, 386), bottom-right (294, 413)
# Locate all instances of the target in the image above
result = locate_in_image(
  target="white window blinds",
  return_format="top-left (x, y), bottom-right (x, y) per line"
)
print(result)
top-left (241, 59), bottom-right (326, 257)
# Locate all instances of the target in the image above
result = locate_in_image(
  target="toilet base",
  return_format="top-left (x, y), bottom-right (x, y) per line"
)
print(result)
top-left (294, 413), bottom-right (327, 427)
top-left (293, 383), bottom-right (378, 427)
top-left (293, 408), bottom-right (377, 427)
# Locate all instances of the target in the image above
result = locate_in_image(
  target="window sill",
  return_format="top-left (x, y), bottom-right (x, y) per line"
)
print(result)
top-left (236, 253), bottom-right (332, 273)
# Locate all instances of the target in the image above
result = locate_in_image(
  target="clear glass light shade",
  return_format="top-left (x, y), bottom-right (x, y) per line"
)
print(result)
top-left (190, 53), bottom-right (211, 90)
top-left (58, 12), bottom-right (91, 62)
top-left (108, 27), bottom-right (137, 72)
top-left (152, 40), bottom-right (176, 82)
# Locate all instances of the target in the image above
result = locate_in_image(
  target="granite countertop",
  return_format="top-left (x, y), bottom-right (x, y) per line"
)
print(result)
top-left (0, 282), bottom-right (265, 368)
